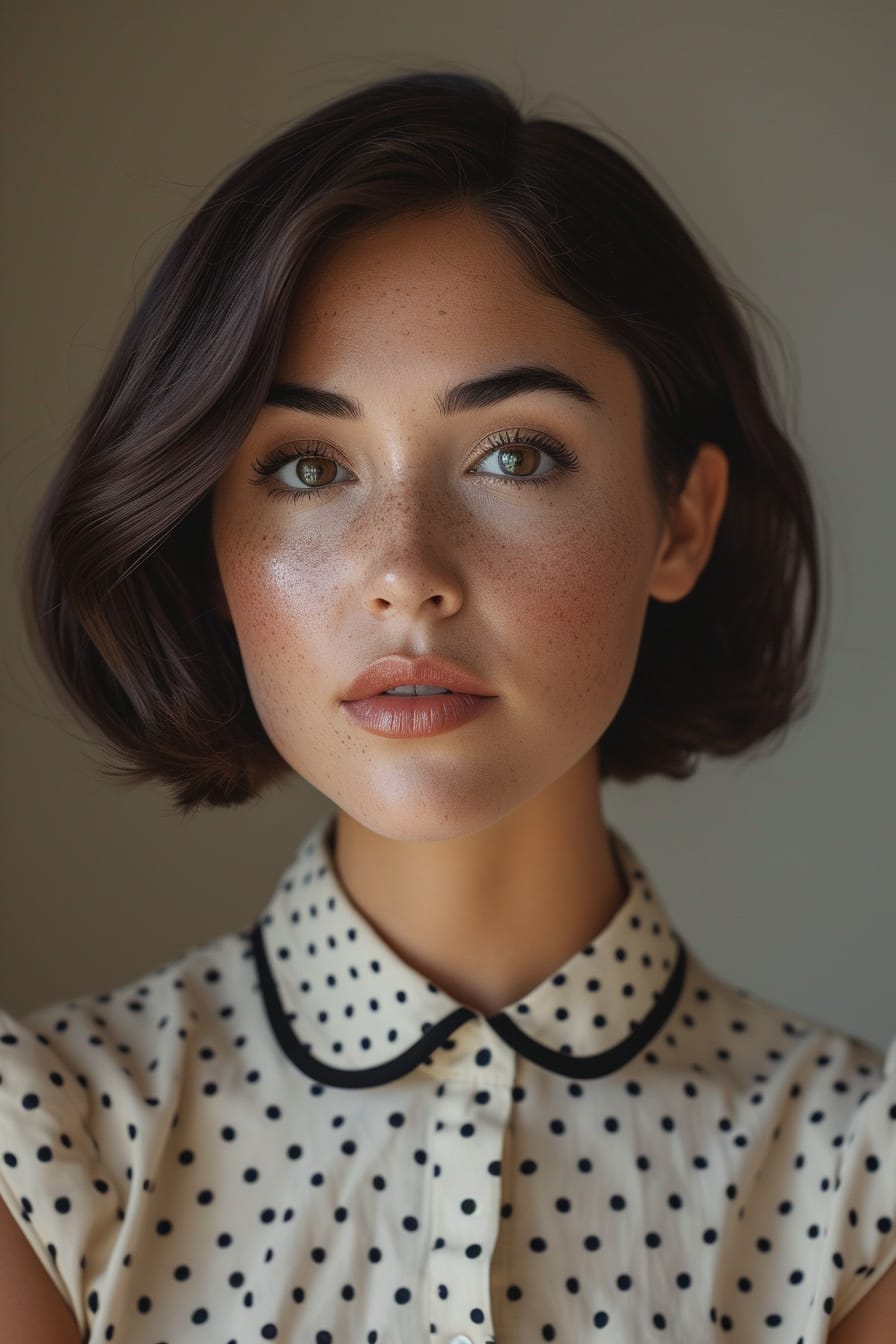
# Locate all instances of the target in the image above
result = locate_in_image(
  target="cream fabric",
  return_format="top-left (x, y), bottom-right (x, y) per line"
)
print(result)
top-left (1, 810), bottom-right (894, 1342)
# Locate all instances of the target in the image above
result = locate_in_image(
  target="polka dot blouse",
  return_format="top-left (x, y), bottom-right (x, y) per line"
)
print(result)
top-left (1, 811), bottom-right (894, 1343)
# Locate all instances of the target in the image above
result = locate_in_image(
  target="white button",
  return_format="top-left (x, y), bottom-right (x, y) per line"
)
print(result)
top-left (449, 1337), bottom-right (474, 1344)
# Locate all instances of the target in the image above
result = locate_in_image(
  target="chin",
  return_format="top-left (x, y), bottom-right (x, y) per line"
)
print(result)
top-left (332, 788), bottom-right (525, 846)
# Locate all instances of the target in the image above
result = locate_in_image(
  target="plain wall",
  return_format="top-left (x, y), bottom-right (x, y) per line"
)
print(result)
top-left (1, 1), bottom-right (893, 1048)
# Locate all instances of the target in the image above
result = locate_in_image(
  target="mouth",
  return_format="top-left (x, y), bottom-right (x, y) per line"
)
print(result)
top-left (341, 687), bottom-right (495, 737)
top-left (341, 654), bottom-right (496, 702)
top-left (376, 686), bottom-right (456, 697)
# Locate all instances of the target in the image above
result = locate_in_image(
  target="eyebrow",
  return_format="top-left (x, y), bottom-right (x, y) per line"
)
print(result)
top-left (264, 364), bottom-right (602, 420)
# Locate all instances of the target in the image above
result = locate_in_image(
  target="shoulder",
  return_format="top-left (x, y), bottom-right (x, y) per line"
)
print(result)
top-left (820, 1031), bottom-right (896, 1330)
top-left (679, 952), bottom-right (888, 1113)
top-left (680, 953), bottom-right (896, 1329)
top-left (12, 919), bottom-right (260, 1101)
top-left (0, 921), bottom-right (260, 1335)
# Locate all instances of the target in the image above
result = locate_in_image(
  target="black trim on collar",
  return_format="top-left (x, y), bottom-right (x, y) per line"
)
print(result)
top-left (488, 937), bottom-right (687, 1078)
top-left (250, 922), bottom-right (688, 1089)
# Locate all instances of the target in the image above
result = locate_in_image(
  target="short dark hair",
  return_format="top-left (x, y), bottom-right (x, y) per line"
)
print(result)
top-left (24, 69), bottom-right (826, 811)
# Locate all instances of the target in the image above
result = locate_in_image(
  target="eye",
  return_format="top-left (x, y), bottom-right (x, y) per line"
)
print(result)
top-left (250, 441), bottom-right (351, 500)
top-left (470, 428), bottom-right (580, 488)
top-left (249, 429), bottom-right (580, 503)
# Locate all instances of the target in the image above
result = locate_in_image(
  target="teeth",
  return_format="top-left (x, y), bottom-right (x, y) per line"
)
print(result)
top-left (382, 684), bottom-right (452, 696)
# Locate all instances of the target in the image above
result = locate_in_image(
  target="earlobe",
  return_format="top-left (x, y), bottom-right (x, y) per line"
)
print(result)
top-left (649, 443), bottom-right (729, 603)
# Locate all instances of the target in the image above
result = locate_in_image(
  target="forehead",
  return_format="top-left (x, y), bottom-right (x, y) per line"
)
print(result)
top-left (275, 205), bottom-right (611, 384)
top-left (295, 204), bottom-right (542, 308)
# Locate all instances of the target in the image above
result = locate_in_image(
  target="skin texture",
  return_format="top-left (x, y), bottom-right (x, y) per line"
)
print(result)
top-left (210, 202), bottom-right (729, 1016)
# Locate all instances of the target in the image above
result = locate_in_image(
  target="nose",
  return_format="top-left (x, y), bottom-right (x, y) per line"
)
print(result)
top-left (363, 555), bottom-right (464, 618)
top-left (361, 481), bottom-right (465, 619)
top-left (365, 584), bottom-right (462, 618)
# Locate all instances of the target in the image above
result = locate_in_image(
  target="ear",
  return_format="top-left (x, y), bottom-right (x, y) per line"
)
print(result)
top-left (649, 443), bottom-right (729, 603)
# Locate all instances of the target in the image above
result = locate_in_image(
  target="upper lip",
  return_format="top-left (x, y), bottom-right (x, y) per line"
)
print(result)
top-left (341, 654), bottom-right (497, 701)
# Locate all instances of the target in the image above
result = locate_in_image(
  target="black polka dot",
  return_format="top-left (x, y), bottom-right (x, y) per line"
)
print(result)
top-left (0, 809), bottom-right (890, 1342)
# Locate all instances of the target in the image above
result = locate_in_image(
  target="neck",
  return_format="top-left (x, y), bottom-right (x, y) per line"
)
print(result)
top-left (330, 749), bottom-right (626, 1018)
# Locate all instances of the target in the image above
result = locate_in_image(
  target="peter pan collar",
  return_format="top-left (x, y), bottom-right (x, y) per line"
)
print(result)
top-left (250, 811), bottom-right (686, 1089)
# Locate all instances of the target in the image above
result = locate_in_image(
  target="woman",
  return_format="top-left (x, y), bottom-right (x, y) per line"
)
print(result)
top-left (1, 70), bottom-right (893, 1341)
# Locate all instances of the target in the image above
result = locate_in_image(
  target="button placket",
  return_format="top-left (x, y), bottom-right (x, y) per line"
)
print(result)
top-left (427, 1028), bottom-right (512, 1344)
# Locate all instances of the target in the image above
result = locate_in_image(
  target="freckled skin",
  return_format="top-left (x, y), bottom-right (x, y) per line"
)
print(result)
top-left (210, 205), bottom-right (728, 1016)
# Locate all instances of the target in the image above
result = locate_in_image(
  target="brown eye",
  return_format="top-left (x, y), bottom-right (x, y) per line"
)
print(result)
top-left (250, 443), bottom-right (351, 500)
top-left (250, 429), bottom-right (580, 504)
top-left (471, 429), bottom-right (581, 489)
top-left (289, 456), bottom-right (341, 488)
top-left (494, 446), bottom-right (540, 477)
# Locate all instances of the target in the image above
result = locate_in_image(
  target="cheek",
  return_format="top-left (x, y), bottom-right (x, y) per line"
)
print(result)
top-left (213, 515), bottom-right (325, 723)
top-left (506, 497), bottom-right (654, 701)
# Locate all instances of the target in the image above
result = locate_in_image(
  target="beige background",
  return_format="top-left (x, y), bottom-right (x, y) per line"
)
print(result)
top-left (1, 1), bottom-right (893, 1048)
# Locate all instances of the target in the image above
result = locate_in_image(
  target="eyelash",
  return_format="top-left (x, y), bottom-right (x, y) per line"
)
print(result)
top-left (249, 429), bottom-right (581, 504)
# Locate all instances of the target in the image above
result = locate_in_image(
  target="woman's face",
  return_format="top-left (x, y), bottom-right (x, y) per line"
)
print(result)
top-left (211, 205), bottom-right (678, 841)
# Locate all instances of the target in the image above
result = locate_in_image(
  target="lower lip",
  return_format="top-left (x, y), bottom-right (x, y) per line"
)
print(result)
top-left (340, 693), bottom-right (496, 738)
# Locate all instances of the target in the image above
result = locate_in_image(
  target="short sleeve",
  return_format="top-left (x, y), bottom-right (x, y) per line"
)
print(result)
top-left (822, 1034), bottom-right (896, 1330)
top-left (0, 1009), bottom-right (121, 1337)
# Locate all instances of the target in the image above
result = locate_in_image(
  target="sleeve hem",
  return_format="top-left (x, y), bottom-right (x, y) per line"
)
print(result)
top-left (829, 1235), bottom-right (896, 1331)
top-left (0, 1179), bottom-right (82, 1330)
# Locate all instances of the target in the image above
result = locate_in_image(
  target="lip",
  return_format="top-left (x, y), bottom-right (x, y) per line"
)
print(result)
top-left (341, 653), bottom-right (496, 702)
top-left (341, 692), bottom-right (495, 738)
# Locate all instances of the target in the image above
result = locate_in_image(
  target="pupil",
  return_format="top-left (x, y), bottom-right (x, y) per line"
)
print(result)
top-left (500, 449), bottom-right (530, 476)
top-left (299, 461), bottom-right (326, 485)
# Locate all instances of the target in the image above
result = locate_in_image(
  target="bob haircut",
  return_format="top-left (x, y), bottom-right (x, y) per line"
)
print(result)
top-left (25, 70), bottom-right (826, 812)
